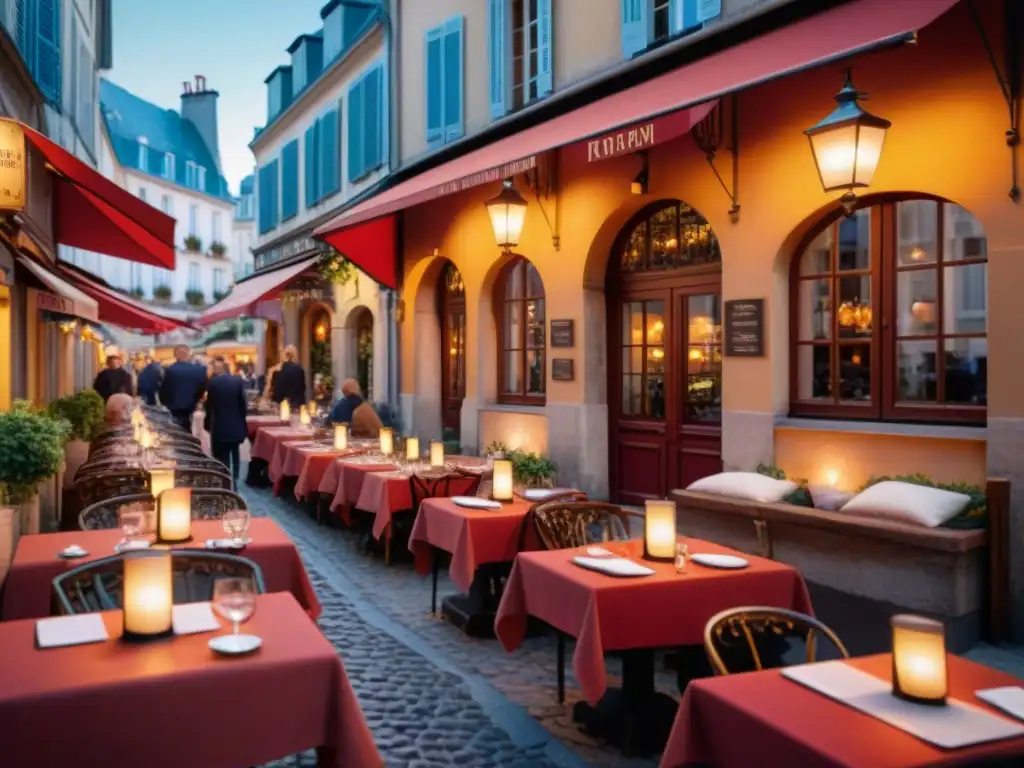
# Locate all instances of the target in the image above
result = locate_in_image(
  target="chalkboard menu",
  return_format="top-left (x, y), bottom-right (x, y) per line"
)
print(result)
top-left (724, 299), bottom-right (765, 357)
top-left (551, 358), bottom-right (575, 381)
top-left (550, 319), bottom-right (574, 348)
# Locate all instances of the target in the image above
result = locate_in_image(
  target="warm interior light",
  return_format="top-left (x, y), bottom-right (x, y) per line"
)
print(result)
top-left (131, 409), bottom-right (144, 427)
top-left (334, 423), bottom-right (348, 451)
top-left (379, 427), bottom-right (394, 456)
top-left (485, 179), bottom-right (528, 251)
top-left (149, 469), bottom-right (175, 500)
top-left (280, 400), bottom-right (290, 421)
top-left (891, 614), bottom-right (948, 706)
top-left (644, 500), bottom-right (676, 561)
top-left (430, 440), bottom-right (445, 467)
top-left (824, 468), bottom-right (839, 488)
top-left (122, 549), bottom-right (173, 640)
top-left (314, 322), bottom-right (327, 342)
top-left (491, 459), bottom-right (514, 502)
top-left (299, 405), bottom-right (310, 426)
top-left (405, 436), bottom-right (420, 461)
top-left (157, 487), bottom-right (192, 543)
top-left (139, 428), bottom-right (154, 450)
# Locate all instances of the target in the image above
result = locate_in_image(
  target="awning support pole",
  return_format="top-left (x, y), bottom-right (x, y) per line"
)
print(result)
top-left (692, 96), bottom-right (740, 223)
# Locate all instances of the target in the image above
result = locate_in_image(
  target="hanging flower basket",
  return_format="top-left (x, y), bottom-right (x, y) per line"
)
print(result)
top-left (318, 249), bottom-right (354, 286)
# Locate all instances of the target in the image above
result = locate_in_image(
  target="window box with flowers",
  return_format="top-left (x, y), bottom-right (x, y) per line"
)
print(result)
top-left (129, 287), bottom-right (144, 299)
top-left (185, 289), bottom-right (205, 307)
top-left (184, 235), bottom-right (202, 253)
top-left (154, 285), bottom-right (172, 302)
top-left (209, 241), bottom-right (227, 258)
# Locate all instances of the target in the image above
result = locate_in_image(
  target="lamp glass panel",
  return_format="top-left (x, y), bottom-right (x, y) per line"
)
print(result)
top-left (809, 124), bottom-right (859, 191)
top-left (852, 124), bottom-right (887, 187)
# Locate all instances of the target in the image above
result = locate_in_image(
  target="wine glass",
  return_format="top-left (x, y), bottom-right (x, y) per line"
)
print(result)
top-left (212, 577), bottom-right (256, 635)
top-left (221, 508), bottom-right (250, 545)
top-left (118, 505), bottom-right (146, 549)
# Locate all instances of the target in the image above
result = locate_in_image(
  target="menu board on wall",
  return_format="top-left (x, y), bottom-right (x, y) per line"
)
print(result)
top-left (550, 319), bottom-right (574, 348)
top-left (724, 299), bottom-right (765, 357)
top-left (551, 359), bottom-right (575, 381)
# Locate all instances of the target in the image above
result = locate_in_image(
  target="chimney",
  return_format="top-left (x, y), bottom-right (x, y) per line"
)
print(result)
top-left (180, 74), bottom-right (222, 174)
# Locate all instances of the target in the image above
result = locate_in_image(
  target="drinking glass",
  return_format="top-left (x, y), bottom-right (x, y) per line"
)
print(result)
top-left (118, 505), bottom-right (146, 545)
top-left (221, 508), bottom-right (250, 545)
top-left (674, 542), bottom-right (690, 575)
top-left (212, 578), bottom-right (256, 635)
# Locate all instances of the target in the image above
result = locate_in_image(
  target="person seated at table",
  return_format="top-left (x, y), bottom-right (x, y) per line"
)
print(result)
top-left (105, 393), bottom-right (134, 426)
top-left (328, 378), bottom-right (382, 437)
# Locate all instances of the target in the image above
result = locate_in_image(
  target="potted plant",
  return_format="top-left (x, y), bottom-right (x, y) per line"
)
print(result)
top-left (154, 285), bottom-right (172, 302)
top-left (48, 390), bottom-right (105, 490)
top-left (0, 402), bottom-right (69, 537)
top-left (185, 289), bottom-right (205, 307)
top-left (318, 248), bottom-right (354, 285)
top-left (184, 235), bottom-right (202, 252)
top-left (210, 241), bottom-right (227, 257)
top-left (510, 450), bottom-right (557, 489)
top-left (130, 286), bottom-right (144, 299)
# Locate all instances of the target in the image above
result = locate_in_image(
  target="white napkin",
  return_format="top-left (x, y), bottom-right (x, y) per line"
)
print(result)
top-left (172, 602), bottom-right (221, 635)
top-left (36, 614), bottom-right (109, 648)
top-left (977, 687), bottom-right (1024, 721)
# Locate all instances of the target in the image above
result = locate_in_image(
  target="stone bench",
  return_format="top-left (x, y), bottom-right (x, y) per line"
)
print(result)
top-left (669, 478), bottom-right (1010, 653)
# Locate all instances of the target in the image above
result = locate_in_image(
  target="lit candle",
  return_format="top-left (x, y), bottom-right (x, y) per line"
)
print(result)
top-left (334, 423), bottom-right (348, 451)
top-left (405, 436), bottom-right (420, 461)
top-left (824, 468), bottom-right (839, 488)
top-left (149, 469), bottom-right (175, 500)
top-left (644, 500), bottom-right (677, 561)
top-left (300, 405), bottom-right (310, 426)
top-left (891, 614), bottom-right (948, 705)
top-left (492, 460), bottom-right (514, 502)
top-left (131, 409), bottom-right (143, 427)
top-left (430, 441), bottom-right (445, 467)
top-left (280, 400), bottom-right (290, 421)
top-left (157, 487), bottom-right (192, 543)
top-left (379, 427), bottom-right (394, 457)
top-left (122, 550), bottom-right (173, 640)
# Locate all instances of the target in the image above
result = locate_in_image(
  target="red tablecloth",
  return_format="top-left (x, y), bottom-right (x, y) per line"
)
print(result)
top-left (495, 537), bottom-right (812, 706)
top-left (0, 592), bottom-right (381, 768)
top-left (408, 497), bottom-right (534, 592)
top-left (662, 653), bottom-right (1024, 768)
top-left (246, 415), bottom-right (289, 441)
top-left (295, 447), bottom-right (362, 501)
top-left (2, 518), bottom-right (321, 620)
top-left (269, 438), bottom-right (314, 495)
top-left (327, 459), bottom-right (399, 525)
top-left (251, 425), bottom-right (314, 463)
top-left (358, 471), bottom-right (480, 541)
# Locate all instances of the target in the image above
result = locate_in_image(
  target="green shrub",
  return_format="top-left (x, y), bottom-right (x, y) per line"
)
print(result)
top-left (0, 408), bottom-right (70, 503)
top-left (48, 389), bottom-right (105, 442)
top-left (756, 463), bottom-right (814, 508)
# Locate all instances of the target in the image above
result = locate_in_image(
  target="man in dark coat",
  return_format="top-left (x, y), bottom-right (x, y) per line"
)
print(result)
top-left (137, 358), bottom-right (164, 406)
top-left (159, 345), bottom-right (207, 432)
top-left (93, 354), bottom-right (133, 401)
top-left (204, 357), bottom-right (247, 483)
top-left (271, 344), bottom-right (307, 408)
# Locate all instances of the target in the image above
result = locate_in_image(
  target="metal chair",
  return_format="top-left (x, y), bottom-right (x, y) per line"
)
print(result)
top-left (703, 606), bottom-right (849, 676)
top-left (53, 551), bottom-right (265, 615)
top-left (74, 466), bottom-right (232, 509)
top-left (78, 489), bottom-right (248, 530)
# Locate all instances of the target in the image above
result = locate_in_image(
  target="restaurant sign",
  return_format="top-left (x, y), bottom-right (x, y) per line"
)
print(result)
top-left (434, 156), bottom-right (537, 198)
top-left (254, 234), bottom-right (329, 273)
top-left (0, 121), bottom-right (26, 213)
top-left (35, 289), bottom-right (77, 317)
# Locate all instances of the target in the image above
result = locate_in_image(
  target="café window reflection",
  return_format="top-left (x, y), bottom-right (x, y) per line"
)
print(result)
top-left (792, 196), bottom-right (987, 424)
top-left (496, 257), bottom-right (546, 404)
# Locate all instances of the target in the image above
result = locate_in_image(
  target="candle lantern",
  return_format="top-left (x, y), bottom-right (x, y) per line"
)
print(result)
top-left (405, 436), bottom-right (420, 461)
top-left (644, 500), bottom-right (677, 562)
top-left (149, 469), bottom-right (175, 500)
top-left (379, 427), bottom-right (394, 456)
top-left (122, 549), bottom-right (173, 642)
top-left (300, 405), bottom-right (310, 426)
top-left (280, 400), bottom-right (290, 421)
top-left (430, 441), bottom-right (445, 467)
top-left (491, 459), bottom-right (514, 503)
top-left (139, 428), bottom-right (154, 450)
top-left (334, 423), bottom-right (348, 451)
top-left (891, 614), bottom-right (948, 706)
top-left (157, 487), bottom-right (192, 543)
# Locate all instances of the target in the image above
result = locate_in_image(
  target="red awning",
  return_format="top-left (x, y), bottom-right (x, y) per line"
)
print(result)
top-left (12, 120), bottom-right (177, 269)
top-left (196, 255), bottom-right (320, 326)
top-left (313, 0), bottom-right (958, 289)
top-left (59, 266), bottom-right (193, 334)
top-left (18, 256), bottom-right (99, 322)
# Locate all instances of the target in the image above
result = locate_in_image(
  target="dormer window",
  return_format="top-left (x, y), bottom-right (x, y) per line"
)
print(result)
top-left (137, 137), bottom-right (149, 171)
top-left (163, 152), bottom-right (175, 181)
top-left (185, 160), bottom-right (205, 191)
top-left (197, 166), bottom-right (206, 191)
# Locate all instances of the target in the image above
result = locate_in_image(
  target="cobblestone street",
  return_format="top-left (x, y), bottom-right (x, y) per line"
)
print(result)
top-left (245, 479), bottom-right (670, 768)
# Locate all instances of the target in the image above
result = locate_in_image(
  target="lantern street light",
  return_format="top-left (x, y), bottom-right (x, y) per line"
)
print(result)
top-left (485, 179), bottom-right (528, 252)
top-left (805, 73), bottom-right (891, 214)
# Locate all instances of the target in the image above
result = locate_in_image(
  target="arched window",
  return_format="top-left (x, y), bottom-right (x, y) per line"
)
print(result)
top-left (619, 201), bottom-right (721, 273)
top-left (495, 257), bottom-right (545, 404)
top-left (791, 196), bottom-right (987, 424)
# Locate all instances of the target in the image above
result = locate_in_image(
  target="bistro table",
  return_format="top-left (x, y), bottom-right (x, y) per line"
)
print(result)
top-left (248, 424), bottom-right (314, 488)
top-left (293, 444), bottom-right (363, 504)
top-left (324, 457), bottom-right (400, 526)
top-left (246, 414), bottom-right (289, 442)
top-left (661, 653), bottom-right (1024, 767)
top-left (268, 437), bottom-right (316, 495)
top-left (494, 536), bottom-right (812, 754)
top-left (0, 592), bottom-right (382, 768)
top-left (409, 496), bottom-right (534, 636)
top-left (2, 518), bottom-right (321, 620)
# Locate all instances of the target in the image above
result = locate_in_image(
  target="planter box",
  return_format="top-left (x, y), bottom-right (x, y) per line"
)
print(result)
top-left (63, 440), bottom-right (89, 489)
top-left (0, 505), bottom-right (19, 589)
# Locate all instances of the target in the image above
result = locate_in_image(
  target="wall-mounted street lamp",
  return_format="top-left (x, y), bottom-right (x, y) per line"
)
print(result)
top-left (485, 179), bottom-right (528, 252)
top-left (805, 72), bottom-right (890, 214)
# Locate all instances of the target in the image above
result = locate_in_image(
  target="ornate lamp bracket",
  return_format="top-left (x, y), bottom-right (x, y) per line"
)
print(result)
top-left (692, 94), bottom-right (741, 223)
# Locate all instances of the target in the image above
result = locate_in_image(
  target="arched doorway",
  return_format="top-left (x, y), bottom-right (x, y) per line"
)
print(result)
top-left (607, 200), bottom-right (723, 503)
top-left (306, 304), bottom-right (333, 406)
top-left (353, 307), bottom-right (374, 402)
top-left (438, 262), bottom-right (466, 437)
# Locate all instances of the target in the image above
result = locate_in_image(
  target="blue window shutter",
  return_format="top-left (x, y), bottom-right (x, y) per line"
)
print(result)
top-left (442, 17), bottom-right (464, 142)
top-left (281, 140), bottom-right (299, 220)
top-left (424, 25), bottom-right (444, 147)
top-left (257, 166), bottom-right (268, 234)
top-left (671, 0), bottom-right (700, 34)
top-left (347, 78), bottom-right (364, 182)
top-left (15, 0), bottom-right (28, 59)
top-left (696, 0), bottom-right (722, 23)
top-left (268, 160), bottom-right (279, 227)
top-left (34, 0), bottom-right (60, 104)
top-left (321, 108), bottom-right (340, 198)
top-left (683, 0), bottom-right (701, 31)
top-left (536, 0), bottom-right (553, 97)
top-left (362, 67), bottom-right (382, 175)
top-left (304, 124), bottom-right (318, 207)
top-left (487, 0), bottom-right (506, 119)
top-left (620, 0), bottom-right (648, 59)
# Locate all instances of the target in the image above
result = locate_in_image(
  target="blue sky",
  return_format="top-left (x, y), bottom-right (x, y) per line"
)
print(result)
top-left (107, 0), bottom-right (326, 195)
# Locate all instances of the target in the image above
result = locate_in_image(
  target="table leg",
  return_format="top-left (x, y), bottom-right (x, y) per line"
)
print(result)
top-left (440, 563), bottom-right (510, 639)
top-left (431, 550), bottom-right (439, 615)
top-left (384, 525), bottom-right (391, 565)
top-left (557, 632), bottom-right (566, 704)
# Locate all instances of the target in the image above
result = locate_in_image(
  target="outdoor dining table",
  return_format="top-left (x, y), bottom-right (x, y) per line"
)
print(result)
top-left (494, 536), bottom-right (812, 754)
top-left (323, 457), bottom-right (400, 526)
top-left (251, 425), bottom-right (315, 464)
top-left (661, 653), bottom-right (1024, 767)
top-left (0, 592), bottom-right (382, 768)
top-left (1, 518), bottom-right (322, 620)
top-left (292, 444), bottom-right (363, 503)
top-left (245, 414), bottom-right (289, 442)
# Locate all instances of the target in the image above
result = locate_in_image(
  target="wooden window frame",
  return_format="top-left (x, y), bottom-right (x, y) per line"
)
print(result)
top-left (440, 264), bottom-right (467, 402)
top-left (495, 256), bottom-right (546, 405)
top-left (789, 194), bottom-right (987, 425)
